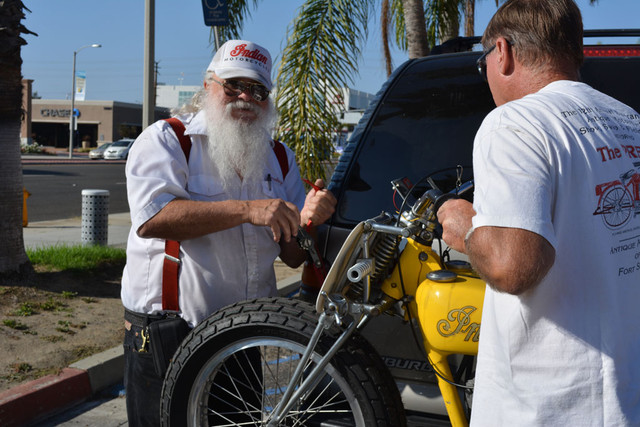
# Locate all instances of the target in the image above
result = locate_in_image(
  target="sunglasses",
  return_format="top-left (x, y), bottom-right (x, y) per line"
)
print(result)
top-left (476, 41), bottom-right (513, 81)
top-left (212, 78), bottom-right (270, 102)
top-left (476, 45), bottom-right (496, 82)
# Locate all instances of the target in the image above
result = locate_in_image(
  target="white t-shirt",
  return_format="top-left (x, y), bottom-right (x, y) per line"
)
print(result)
top-left (121, 111), bottom-right (306, 326)
top-left (470, 81), bottom-right (640, 426)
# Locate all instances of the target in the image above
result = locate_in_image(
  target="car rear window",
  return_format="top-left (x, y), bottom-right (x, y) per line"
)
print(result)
top-left (332, 53), bottom-right (494, 226)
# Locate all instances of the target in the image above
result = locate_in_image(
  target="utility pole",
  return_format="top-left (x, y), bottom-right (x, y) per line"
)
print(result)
top-left (143, 0), bottom-right (155, 129)
top-left (154, 61), bottom-right (160, 103)
top-left (69, 44), bottom-right (101, 159)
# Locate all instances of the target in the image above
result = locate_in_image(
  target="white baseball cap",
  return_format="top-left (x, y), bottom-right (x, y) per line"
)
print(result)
top-left (207, 40), bottom-right (273, 90)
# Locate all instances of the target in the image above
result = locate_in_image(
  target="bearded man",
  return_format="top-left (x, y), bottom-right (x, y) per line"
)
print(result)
top-left (120, 40), bottom-right (336, 426)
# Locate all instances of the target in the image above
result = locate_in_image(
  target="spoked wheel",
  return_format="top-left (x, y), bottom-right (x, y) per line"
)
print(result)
top-left (600, 185), bottom-right (633, 228)
top-left (161, 297), bottom-right (406, 427)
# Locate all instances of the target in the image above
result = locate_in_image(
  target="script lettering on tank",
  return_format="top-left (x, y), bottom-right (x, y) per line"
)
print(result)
top-left (436, 306), bottom-right (480, 342)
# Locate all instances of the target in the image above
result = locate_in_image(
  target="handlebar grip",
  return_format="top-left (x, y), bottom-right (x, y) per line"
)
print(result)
top-left (433, 192), bottom-right (459, 214)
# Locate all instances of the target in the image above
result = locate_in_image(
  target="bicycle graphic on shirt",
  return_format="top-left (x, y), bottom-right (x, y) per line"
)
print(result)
top-left (593, 162), bottom-right (640, 229)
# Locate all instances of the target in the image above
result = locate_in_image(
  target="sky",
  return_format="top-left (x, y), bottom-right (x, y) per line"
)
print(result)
top-left (20, 0), bottom-right (640, 104)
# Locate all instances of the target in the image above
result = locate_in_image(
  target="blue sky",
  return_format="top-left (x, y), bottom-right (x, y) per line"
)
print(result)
top-left (21, 0), bottom-right (640, 104)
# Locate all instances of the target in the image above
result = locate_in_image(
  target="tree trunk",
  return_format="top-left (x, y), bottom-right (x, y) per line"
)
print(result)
top-left (464, 0), bottom-right (475, 37)
top-left (0, 0), bottom-right (33, 280)
top-left (381, 0), bottom-right (393, 76)
top-left (402, 0), bottom-right (430, 58)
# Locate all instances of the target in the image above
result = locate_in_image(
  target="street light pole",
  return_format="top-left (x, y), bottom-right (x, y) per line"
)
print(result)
top-left (69, 44), bottom-right (101, 159)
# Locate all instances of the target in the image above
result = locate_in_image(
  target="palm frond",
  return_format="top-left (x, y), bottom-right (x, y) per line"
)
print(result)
top-left (425, 0), bottom-right (463, 46)
top-left (209, 0), bottom-right (261, 50)
top-left (275, 0), bottom-right (374, 180)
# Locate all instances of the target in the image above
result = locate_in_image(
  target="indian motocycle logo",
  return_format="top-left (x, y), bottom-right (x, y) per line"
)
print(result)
top-left (437, 306), bottom-right (480, 342)
top-left (228, 44), bottom-right (269, 65)
top-left (593, 163), bottom-right (640, 229)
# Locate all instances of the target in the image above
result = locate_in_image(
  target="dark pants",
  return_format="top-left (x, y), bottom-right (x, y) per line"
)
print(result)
top-left (123, 323), bottom-right (164, 427)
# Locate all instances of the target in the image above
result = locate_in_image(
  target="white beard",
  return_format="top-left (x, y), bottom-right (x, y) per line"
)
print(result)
top-left (203, 94), bottom-right (277, 195)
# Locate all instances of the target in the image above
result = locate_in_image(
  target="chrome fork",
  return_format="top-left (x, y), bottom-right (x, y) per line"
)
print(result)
top-left (265, 293), bottom-right (364, 426)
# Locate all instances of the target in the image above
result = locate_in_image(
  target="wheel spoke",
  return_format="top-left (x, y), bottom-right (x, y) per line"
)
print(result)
top-left (169, 299), bottom-right (402, 426)
top-left (202, 343), bottom-right (361, 426)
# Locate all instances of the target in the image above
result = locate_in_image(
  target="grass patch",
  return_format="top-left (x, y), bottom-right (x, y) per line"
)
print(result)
top-left (3, 319), bottom-right (29, 330)
top-left (13, 302), bottom-right (36, 317)
top-left (56, 320), bottom-right (74, 334)
top-left (27, 245), bottom-right (126, 271)
top-left (40, 297), bottom-right (68, 312)
top-left (11, 363), bottom-right (32, 374)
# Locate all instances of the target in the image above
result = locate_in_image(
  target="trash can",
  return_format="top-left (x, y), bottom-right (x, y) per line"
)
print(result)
top-left (23, 188), bottom-right (31, 227)
top-left (81, 189), bottom-right (110, 246)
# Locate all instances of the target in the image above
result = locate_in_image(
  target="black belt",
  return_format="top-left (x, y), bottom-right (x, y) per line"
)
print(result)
top-left (124, 308), bottom-right (166, 328)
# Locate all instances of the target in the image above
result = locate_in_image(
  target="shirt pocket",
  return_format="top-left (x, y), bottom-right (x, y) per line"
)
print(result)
top-left (188, 174), bottom-right (226, 201)
top-left (261, 175), bottom-right (287, 200)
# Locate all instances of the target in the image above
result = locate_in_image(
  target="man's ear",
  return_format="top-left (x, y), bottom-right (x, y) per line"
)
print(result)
top-left (495, 37), bottom-right (515, 77)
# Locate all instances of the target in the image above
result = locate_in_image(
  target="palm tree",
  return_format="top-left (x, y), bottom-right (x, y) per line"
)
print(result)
top-left (217, 0), bottom-right (601, 180)
top-left (0, 0), bottom-right (34, 280)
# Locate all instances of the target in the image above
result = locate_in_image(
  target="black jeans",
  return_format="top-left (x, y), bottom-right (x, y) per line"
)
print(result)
top-left (123, 322), bottom-right (164, 427)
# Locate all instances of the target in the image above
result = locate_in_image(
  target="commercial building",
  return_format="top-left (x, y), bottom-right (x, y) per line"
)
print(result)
top-left (156, 84), bottom-right (201, 111)
top-left (21, 80), bottom-right (373, 150)
top-left (21, 80), bottom-right (170, 149)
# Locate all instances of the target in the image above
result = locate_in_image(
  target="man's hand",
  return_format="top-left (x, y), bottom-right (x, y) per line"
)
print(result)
top-left (246, 199), bottom-right (301, 242)
top-left (300, 179), bottom-right (336, 227)
top-left (278, 179), bottom-right (337, 268)
top-left (437, 199), bottom-right (476, 253)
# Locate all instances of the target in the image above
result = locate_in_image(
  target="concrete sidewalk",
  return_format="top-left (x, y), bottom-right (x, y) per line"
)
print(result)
top-left (22, 212), bottom-right (132, 250)
top-left (1, 214), bottom-right (302, 426)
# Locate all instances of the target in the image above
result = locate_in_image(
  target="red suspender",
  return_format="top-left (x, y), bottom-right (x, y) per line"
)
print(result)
top-left (272, 140), bottom-right (289, 180)
top-left (160, 117), bottom-right (290, 312)
top-left (162, 118), bottom-right (191, 312)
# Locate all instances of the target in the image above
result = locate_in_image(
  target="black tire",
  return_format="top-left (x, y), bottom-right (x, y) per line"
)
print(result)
top-left (161, 297), bottom-right (406, 427)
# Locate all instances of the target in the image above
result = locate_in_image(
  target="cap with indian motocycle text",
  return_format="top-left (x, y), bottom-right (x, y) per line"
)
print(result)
top-left (207, 40), bottom-right (273, 90)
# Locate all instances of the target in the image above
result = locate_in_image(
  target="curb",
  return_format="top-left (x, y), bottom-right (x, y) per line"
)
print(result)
top-left (0, 275), bottom-right (302, 425)
top-left (0, 346), bottom-right (124, 427)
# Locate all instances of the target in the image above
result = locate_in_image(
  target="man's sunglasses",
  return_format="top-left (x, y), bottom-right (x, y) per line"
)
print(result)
top-left (212, 78), bottom-right (270, 102)
top-left (476, 41), bottom-right (513, 81)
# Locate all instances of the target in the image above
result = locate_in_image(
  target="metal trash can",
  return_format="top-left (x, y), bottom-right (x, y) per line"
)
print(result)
top-left (81, 189), bottom-right (110, 246)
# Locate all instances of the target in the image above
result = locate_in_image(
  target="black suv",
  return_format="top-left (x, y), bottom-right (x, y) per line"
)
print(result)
top-left (314, 30), bottom-right (640, 422)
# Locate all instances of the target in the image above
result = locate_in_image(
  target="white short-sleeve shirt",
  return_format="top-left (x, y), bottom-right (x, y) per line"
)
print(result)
top-left (121, 111), bottom-right (306, 326)
top-left (470, 81), bottom-right (640, 426)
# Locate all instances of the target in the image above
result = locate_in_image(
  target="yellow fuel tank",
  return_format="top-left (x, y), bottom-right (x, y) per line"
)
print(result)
top-left (415, 273), bottom-right (485, 355)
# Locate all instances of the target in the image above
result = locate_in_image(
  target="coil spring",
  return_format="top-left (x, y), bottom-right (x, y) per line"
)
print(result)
top-left (370, 233), bottom-right (400, 281)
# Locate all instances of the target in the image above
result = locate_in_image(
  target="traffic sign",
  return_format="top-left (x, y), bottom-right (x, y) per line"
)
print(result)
top-left (201, 0), bottom-right (229, 26)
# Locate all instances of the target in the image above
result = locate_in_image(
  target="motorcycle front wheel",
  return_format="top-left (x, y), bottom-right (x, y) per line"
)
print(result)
top-left (160, 297), bottom-right (406, 427)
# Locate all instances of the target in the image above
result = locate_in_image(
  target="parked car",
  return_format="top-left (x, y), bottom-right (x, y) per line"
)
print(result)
top-left (88, 142), bottom-right (113, 160)
top-left (311, 30), bottom-right (640, 422)
top-left (103, 139), bottom-right (135, 160)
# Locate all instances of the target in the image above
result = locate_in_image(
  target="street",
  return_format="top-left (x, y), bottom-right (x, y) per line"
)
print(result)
top-left (22, 163), bottom-right (129, 222)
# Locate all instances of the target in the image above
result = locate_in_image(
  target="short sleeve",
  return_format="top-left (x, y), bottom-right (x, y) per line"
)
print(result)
top-left (472, 118), bottom-right (558, 248)
top-left (125, 121), bottom-right (191, 232)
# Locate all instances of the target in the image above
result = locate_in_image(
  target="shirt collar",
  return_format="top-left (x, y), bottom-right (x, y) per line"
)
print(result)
top-left (183, 110), bottom-right (208, 136)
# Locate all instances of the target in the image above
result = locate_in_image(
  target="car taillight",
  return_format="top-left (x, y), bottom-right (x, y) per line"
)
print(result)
top-left (584, 45), bottom-right (640, 57)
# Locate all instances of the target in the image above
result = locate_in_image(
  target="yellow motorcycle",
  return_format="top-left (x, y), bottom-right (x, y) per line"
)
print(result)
top-left (161, 175), bottom-right (483, 427)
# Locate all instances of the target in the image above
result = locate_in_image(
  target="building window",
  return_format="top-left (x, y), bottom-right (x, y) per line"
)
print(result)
top-left (178, 91), bottom-right (196, 107)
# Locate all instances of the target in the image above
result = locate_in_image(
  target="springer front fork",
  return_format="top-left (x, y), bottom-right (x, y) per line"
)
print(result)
top-left (265, 293), bottom-right (392, 426)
